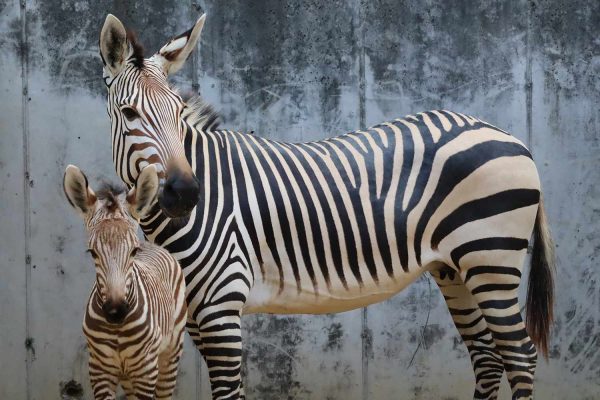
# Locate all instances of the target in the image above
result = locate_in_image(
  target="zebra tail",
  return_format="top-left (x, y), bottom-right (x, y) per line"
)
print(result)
top-left (526, 194), bottom-right (555, 359)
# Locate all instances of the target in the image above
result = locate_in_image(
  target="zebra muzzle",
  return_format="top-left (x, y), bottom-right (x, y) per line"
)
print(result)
top-left (158, 168), bottom-right (200, 218)
top-left (102, 299), bottom-right (130, 324)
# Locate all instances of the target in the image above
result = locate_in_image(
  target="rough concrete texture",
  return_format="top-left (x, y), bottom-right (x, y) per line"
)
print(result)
top-left (0, 0), bottom-right (598, 399)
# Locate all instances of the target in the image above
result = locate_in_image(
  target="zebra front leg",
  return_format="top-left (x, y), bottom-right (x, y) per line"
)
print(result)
top-left (431, 267), bottom-right (504, 399)
top-left (194, 308), bottom-right (245, 400)
top-left (127, 359), bottom-right (160, 400)
top-left (88, 354), bottom-right (119, 400)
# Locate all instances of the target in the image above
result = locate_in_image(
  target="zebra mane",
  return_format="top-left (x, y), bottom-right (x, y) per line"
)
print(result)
top-left (96, 182), bottom-right (126, 212)
top-left (182, 95), bottom-right (220, 132)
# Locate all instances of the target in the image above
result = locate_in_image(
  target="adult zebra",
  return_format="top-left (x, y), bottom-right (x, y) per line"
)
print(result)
top-left (97, 14), bottom-right (554, 400)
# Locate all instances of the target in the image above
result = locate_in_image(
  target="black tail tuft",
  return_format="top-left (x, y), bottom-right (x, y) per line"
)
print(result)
top-left (526, 195), bottom-right (555, 358)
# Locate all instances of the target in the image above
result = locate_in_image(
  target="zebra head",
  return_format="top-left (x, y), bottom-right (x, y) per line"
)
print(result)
top-left (99, 14), bottom-right (206, 218)
top-left (63, 164), bottom-right (159, 324)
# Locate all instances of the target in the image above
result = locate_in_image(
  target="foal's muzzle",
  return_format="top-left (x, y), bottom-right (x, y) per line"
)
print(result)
top-left (102, 299), bottom-right (130, 324)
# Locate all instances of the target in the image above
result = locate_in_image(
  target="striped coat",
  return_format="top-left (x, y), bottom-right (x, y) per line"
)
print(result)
top-left (97, 14), bottom-right (555, 400)
top-left (63, 165), bottom-right (187, 399)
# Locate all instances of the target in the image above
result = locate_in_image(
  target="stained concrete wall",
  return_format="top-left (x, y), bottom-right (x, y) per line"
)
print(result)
top-left (0, 1), bottom-right (598, 399)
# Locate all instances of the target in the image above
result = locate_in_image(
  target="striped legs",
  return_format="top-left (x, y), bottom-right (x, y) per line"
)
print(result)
top-left (155, 343), bottom-right (185, 399)
top-left (126, 359), bottom-right (159, 400)
top-left (88, 353), bottom-right (119, 400)
top-left (88, 356), bottom-right (159, 400)
top-left (461, 259), bottom-right (537, 399)
top-left (431, 268), bottom-right (504, 399)
top-left (187, 312), bottom-right (245, 400)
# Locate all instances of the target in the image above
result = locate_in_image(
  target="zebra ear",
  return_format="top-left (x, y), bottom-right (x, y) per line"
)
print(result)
top-left (153, 14), bottom-right (206, 75)
top-left (126, 165), bottom-right (159, 219)
top-left (63, 165), bottom-right (97, 217)
top-left (100, 14), bottom-right (130, 79)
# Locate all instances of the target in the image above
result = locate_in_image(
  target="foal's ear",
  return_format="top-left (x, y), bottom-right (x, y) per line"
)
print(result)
top-left (100, 14), bottom-right (132, 79)
top-left (63, 165), bottom-right (97, 217)
top-left (126, 165), bottom-right (159, 219)
top-left (153, 14), bottom-right (206, 75)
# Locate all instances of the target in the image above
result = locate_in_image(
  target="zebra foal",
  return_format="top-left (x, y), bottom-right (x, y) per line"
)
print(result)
top-left (63, 164), bottom-right (187, 400)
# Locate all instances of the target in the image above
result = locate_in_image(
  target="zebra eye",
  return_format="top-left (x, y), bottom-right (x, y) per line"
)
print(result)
top-left (130, 247), bottom-right (140, 258)
top-left (87, 248), bottom-right (98, 259)
top-left (121, 106), bottom-right (139, 121)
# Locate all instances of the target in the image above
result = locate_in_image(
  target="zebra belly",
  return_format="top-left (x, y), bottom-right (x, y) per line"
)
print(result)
top-left (243, 266), bottom-right (426, 314)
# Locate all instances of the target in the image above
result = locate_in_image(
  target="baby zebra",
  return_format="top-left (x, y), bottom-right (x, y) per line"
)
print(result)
top-left (63, 164), bottom-right (187, 400)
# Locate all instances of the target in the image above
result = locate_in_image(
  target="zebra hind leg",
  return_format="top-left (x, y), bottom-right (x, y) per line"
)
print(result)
top-left (461, 262), bottom-right (537, 400)
top-left (431, 267), bottom-right (504, 400)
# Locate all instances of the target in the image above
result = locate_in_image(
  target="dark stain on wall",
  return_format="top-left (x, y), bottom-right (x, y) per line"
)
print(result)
top-left (24, 337), bottom-right (35, 360)
top-left (202, 0), bottom-right (359, 134)
top-left (54, 235), bottom-right (66, 254)
top-left (243, 315), bottom-right (309, 399)
top-left (323, 322), bottom-right (344, 352)
top-left (60, 380), bottom-right (83, 399)
top-left (25, 0), bottom-right (191, 94)
top-left (534, 0), bottom-right (600, 98)
top-left (362, 0), bottom-right (528, 111)
top-left (421, 324), bottom-right (446, 348)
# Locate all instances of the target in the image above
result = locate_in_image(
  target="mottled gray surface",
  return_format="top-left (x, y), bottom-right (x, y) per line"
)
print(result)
top-left (0, 0), bottom-right (598, 399)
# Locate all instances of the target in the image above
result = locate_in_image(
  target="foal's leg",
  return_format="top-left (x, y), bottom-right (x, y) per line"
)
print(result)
top-left (155, 341), bottom-right (185, 399)
top-left (88, 354), bottom-right (119, 400)
top-left (128, 358), bottom-right (159, 400)
top-left (120, 379), bottom-right (137, 400)
top-left (431, 267), bottom-right (504, 399)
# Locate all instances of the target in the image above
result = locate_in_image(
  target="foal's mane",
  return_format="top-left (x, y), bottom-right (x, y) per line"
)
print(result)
top-left (96, 182), bottom-right (126, 212)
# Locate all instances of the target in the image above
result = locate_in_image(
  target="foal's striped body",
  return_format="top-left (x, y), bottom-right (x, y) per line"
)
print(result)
top-left (84, 241), bottom-right (187, 399)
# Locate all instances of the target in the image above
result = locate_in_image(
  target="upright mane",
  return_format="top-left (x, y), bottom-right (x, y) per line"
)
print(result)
top-left (182, 95), bottom-right (220, 132)
top-left (96, 182), bottom-right (126, 212)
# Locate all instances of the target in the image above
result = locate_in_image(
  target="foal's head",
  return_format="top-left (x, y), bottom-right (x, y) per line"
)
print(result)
top-left (63, 165), bottom-right (159, 324)
top-left (99, 14), bottom-right (209, 218)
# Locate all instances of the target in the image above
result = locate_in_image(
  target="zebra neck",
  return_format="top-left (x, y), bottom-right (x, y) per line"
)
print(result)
top-left (139, 125), bottom-right (241, 262)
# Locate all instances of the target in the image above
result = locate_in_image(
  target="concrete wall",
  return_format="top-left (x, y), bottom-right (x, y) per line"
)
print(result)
top-left (0, 0), bottom-right (598, 399)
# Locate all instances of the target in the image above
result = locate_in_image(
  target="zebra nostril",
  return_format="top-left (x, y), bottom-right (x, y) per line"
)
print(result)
top-left (164, 179), bottom-right (175, 192)
top-left (102, 300), bottom-right (129, 324)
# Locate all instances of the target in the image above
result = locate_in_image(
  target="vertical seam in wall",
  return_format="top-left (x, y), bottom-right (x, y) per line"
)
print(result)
top-left (357, 1), bottom-right (368, 399)
top-left (19, 0), bottom-right (31, 398)
top-left (358, 1), bottom-right (366, 130)
top-left (525, 0), bottom-right (534, 153)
